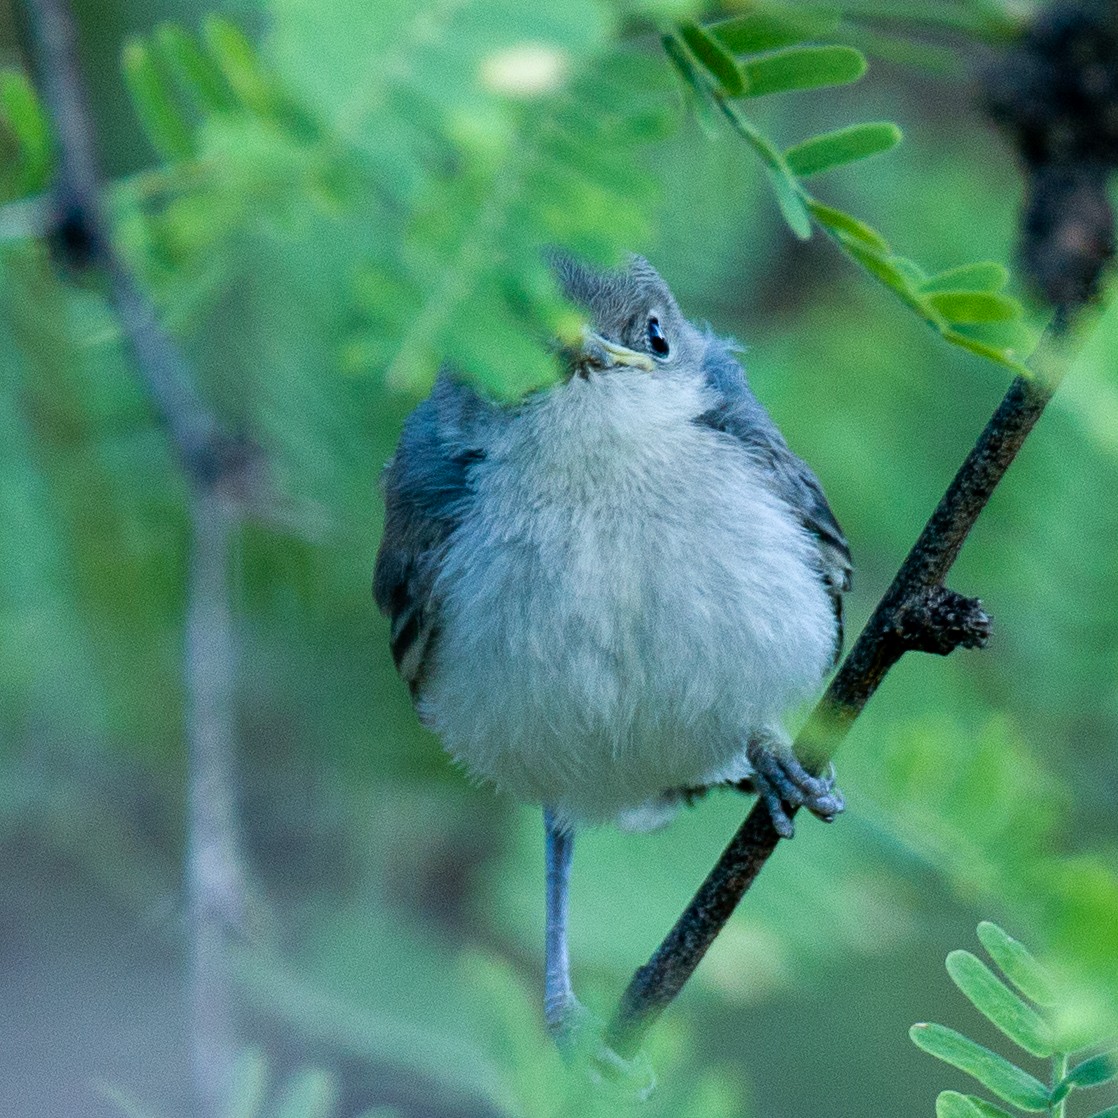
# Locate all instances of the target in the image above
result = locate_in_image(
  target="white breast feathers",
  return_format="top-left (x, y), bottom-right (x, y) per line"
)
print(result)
top-left (420, 370), bottom-right (837, 826)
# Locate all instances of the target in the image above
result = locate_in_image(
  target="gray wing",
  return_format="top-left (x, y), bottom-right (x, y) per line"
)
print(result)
top-left (373, 372), bottom-right (495, 697)
top-left (697, 336), bottom-right (852, 662)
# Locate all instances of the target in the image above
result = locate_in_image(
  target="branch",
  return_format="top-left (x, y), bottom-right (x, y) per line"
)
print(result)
top-left (606, 318), bottom-right (1081, 1058)
top-left (19, 0), bottom-right (255, 1109)
top-left (18, 0), bottom-right (254, 491)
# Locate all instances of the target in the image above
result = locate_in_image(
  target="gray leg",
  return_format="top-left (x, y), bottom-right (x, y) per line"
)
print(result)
top-left (544, 808), bottom-right (576, 1035)
top-left (746, 737), bottom-right (845, 839)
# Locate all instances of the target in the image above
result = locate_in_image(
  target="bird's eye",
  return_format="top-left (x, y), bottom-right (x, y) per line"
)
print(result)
top-left (647, 316), bottom-right (669, 357)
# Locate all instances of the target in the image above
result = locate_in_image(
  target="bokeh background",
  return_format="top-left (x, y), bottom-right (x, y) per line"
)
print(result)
top-left (2, 1), bottom-right (1118, 1116)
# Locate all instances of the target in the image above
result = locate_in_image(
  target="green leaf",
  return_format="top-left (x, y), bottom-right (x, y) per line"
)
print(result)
top-left (946, 951), bottom-right (1054, 1057)
top-left (920, 262), bottom-right (1009, 294)
top-left (977, 922), bottom-right (1057, 1007)
top-left (154, 23), bottom-right (238, 114)
top-left (964, 1096), bottom-right (1017, 1118)
top-left (784, 121), bottom-right (901, 176)
top-left (273, 1068), bottom-right (338, 1118)
top-left (840, 240), bottom-right (945, 325)
top-left (710, 8), bottom-right (842, 54)
top-left (221, 1049), bottom-right (269, 1118)
top-left (1057, 1051), bottom-right (1118, 1098)
top-left (936, 1092), bottom-right (1016, 1118)
top-left (203, 16), bottom-right (276, 117)
top-left (910, 1024), bottom-right (1051, 1111)
top-left (678, 22), bottom-right (746, 96)
top-left (661, 33), bottom-right (721, 139)
top-left (942, 329), bottom-right (1030, 375)
top-left (121, 38), bottom-right (195, 161)
top-left (0, 70), bottom-right (53, 197)
top-left (926, 291), bottom-right (1019, 325)
top-left (808, 201), bottom-right (890, 253)
top-left (740, 45), bottom-right (866, 97)
top-left (766, 168), bottom-right (812, 239)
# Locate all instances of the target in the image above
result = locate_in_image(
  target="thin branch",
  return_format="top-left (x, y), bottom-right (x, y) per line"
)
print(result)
top-left (19, 0), bottom-right (255, 1109)
top-left (606, 317), bottom-right (1081, 1058)
top-left (18, 0), bottom-right (243, 487)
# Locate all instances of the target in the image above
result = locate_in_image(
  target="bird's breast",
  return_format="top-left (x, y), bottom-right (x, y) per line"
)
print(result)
top-left (420, 375), bottom-right (837, 823)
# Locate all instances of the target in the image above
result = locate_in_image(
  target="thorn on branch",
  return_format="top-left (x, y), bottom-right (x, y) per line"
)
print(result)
top-left (894, 586), bottom-right (992, 656)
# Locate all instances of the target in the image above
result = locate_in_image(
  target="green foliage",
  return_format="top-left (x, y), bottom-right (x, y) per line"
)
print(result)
top-left (0, 70), bottom-right (53, 202)
top-left (784, 121), bottom-right (902, 176)
top-left (913, 923), bottom-right (1118, 1118)
top-left (114, 5), bottom-right (676, 399)
top-left (662, 14), bottom-right (1031, 374)
top-left (100, 1052), bottom-right (343, 1118)
top-left (5, 2), bottom-right (1118, 1115)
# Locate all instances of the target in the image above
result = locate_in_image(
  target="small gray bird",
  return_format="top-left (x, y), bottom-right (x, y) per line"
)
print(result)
top-left (374, 253), bottom-right (851, 1039)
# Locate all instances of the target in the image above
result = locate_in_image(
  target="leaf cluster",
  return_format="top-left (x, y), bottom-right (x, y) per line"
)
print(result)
top-left (663, 9), bottom-right (1033, 374)
top-left (913, 922), bottom-right (1118, 1118)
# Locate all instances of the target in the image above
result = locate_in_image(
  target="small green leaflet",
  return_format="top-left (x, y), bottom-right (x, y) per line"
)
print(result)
top-left (677, 22), bottom-right (745, 97)
top-left (154, 22), bottom-right (238, 114)
top-left (808, 201), bottom-right (890, 253)
top-left (977, 922), bottom-right (1056, 1007)
top-left (204, 16), bottom-right (278, 119)
top-left (661, 33), bottom-right (722, 139)
top-left (0, 70), bottom-right (53, 199)
top-left (926, 291), bottom-right (1019, 324)
top-left (910, 1023), bottom-right (1051, 1112)
top-left (936, 1092), bottom-right (1016, 1118)
top-left (1052, 1051), bottom-right (1118, 1102)
top-left (710, 8), bottom-right (842, 54)
top-left (945, 950), bottom-right (1053, 1057)
top-left (920, 263), bottom-right (1009, 294)
top-left (740, 45), bottom-right (866, 97)
top-left (122, 39), bottom-right (195, 161)
top-left (766, 168), bottom-right (812, 239)
top-left (785, 122), bottom-right (902, 176)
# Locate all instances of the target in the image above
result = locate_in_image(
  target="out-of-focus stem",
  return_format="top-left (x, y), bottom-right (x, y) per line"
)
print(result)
top-left (19, 0), bottom-right (256, 1110)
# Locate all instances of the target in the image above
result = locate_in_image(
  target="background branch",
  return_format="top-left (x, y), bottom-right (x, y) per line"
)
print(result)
top-left (606, 321), bottom-right (1082, 1059)
top-left (19, 0), bottom-right (257, 1109)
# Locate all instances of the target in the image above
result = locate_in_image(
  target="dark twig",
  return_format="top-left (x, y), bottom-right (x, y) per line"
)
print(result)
top-left (606, 320), bottom-right (1079, 1058)
top-left (20, 0), bottom-right (255, 1108)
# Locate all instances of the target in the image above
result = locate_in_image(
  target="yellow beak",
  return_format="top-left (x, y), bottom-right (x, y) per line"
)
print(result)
top-left (579, 328), bottom-right (655, 373)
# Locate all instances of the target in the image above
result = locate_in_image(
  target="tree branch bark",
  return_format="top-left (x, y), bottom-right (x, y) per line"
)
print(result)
top-left (606, 318), bottom-right (1079, 1058)
top-left (19, 1), bottom-right (256, 1109)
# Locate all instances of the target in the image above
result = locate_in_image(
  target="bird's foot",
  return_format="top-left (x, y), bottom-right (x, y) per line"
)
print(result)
top-left (746, 740), bottom-right (845, 839)
top-left (546, 996), bottom-right (656, 1098)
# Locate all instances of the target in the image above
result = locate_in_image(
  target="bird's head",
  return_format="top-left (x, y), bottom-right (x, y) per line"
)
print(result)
top-left (549, 252), bottom-right (707, 381)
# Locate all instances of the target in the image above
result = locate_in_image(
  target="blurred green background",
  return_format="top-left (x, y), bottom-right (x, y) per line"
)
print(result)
top-left (3, 1), bottom-right (1118, 1116)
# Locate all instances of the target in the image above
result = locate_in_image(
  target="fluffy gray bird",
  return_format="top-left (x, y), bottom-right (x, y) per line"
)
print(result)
top-left (374, 253), bottom-right (851, 1038)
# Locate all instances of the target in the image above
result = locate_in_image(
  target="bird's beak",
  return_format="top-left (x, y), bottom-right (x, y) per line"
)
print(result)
top-left (577, 328), bottom-right (655, 373)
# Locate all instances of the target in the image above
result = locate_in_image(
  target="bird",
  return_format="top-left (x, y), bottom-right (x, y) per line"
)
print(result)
top-left (373, 252), bottom-right (851, 1043)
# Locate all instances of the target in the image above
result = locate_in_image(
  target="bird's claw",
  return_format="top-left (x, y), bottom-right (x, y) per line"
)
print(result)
top-left (747, 741), bottom-right (845, 838)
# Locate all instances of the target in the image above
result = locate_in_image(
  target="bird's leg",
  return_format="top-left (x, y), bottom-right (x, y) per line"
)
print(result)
top-left (745, 734), bottom-right (845, 839)
top-left (544, 807), bottom-right (580, 1039)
